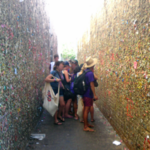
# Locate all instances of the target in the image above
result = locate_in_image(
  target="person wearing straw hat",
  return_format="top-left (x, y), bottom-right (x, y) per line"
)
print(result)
top-left (82, 57), bottom-right (98, 132)
top-left (77, 63), bottom-right (98, 123)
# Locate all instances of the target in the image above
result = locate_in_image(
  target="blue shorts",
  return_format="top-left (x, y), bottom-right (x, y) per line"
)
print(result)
top-left (53, 88), bottom-right (64, 97)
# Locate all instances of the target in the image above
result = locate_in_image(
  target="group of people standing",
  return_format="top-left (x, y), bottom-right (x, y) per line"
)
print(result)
top-left (45, 54), bottom-right (98, 132)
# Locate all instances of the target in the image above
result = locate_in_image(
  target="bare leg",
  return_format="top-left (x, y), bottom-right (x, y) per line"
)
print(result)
top-left (80, 106), bottom-right (84, 123)
top-left (73, 96), bottom-right (78, 119)
top-left (83, 106), bottom-right (89, 128)
top-left (65, 99), bottom-right (73, 118)
top-left (54, 111), bottom-right (62, 125)
top-left (58, 96), bottom-right (65, 121)
top-left (90, 106), bottom-right (95, 122)
top-left (54, 111), bottom-right (58, 123)
top-left (83, 106), bottom-right (94, 131)
top-left (69, 102), bottom-right (73, 115)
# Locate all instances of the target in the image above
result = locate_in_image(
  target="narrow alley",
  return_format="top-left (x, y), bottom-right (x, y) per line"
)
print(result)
top-left (1, 0), bottom-right (150, 150)
top-left (26, 104), bottom-right (127, 150)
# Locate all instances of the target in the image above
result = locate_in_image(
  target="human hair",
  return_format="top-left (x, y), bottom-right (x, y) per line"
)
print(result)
top-left (74, 66), bottom-right (80, 74)
top-left (53, 61), bottom-right (64, 70)
top-left (79, 64), bottom-right (84, 71)
top-left (54, 54), bottom-right (59, 59)
top-left (78, 63), bottom-right (86, 76)
top-left (64, 61), bottom-right (69, 67)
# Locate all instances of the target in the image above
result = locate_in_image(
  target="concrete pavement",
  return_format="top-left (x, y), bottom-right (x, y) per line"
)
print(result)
top-left (26, 104), bottom-right (128, 150)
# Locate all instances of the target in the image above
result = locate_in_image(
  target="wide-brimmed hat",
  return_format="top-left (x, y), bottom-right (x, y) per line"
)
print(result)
top-left (84, 57), bottom-right (98, 68)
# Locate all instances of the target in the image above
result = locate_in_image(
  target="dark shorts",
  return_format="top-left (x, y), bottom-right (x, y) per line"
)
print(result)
top-left (64, 93), bottom-right (76, 102)
top-left (83, 97), bottom-right (93, 107)
top-left (72, 93), bottom-right (77, 101)
top-left (64, 90), bottom-right (73, 102)
top-left (53, 88), bottom-right (64, 97)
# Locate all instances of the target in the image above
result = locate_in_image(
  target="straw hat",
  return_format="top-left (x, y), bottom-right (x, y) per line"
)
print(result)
top-left (84, 57), bottom-right (98, 68)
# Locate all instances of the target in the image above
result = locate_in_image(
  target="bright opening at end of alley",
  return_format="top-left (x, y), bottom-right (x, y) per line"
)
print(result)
top-left (45, 0), bottom-right (104, 60)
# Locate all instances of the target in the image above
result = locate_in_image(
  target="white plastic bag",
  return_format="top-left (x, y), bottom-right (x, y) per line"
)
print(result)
top-left (42, 82), bottom-right (60, 117)
top-left (77, 96), bottom-right (84, 119)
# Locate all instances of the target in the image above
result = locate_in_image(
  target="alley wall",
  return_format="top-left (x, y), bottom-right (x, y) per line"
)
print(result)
top-left (0, 0), bottom-right (56, 149)
top-left (78, 0), bottom-right (150, 149)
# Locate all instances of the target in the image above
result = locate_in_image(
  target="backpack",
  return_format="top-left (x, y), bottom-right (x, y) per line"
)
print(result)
top-left (73, 70), bottom-right (91, 95)
top-left (70, 74), bottom-right (77, 94)
top-left (55, 71), bottom-right (74, 100)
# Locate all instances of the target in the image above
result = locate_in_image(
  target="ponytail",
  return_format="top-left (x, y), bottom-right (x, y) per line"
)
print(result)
top-left (53, 65), bottom-right (57, 70)
top-left (78, 63), bottom-right (86, 75)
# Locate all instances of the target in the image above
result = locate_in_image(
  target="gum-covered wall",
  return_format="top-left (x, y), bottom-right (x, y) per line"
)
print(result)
top-left (78, 0), bottom-right (150, 149)
top-left (0, 0), bottom-right (54, 149)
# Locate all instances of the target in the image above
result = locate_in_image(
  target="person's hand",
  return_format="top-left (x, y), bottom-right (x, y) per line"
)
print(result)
top-left (56, 79), bottom-right (61, 82)
top-left (94, 95), bottom-right (98, 101)
top-left (94, 74), bottom-right (98, 80)
top-left (70, 73), bottom-right (73, 77)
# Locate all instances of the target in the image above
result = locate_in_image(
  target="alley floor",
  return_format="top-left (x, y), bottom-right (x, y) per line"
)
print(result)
top-left (26, 104), bottom-right (128, 150)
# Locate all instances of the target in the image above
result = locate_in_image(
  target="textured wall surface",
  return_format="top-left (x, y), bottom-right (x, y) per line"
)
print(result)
top-left (49, 21), bottom-right (58, 62)
top-left (0, 0), bottom-right (55, 149)
top-left (78, 0), bottom-right (150, 149)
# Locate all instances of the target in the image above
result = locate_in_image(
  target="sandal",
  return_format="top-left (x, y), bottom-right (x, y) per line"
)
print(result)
top-left (80, 120), bottom-right (84, 123)
top-left (65, 115), bottom-right (73, 118)
top-left (74, 117), bottom-right (79, 120)
top-left (83, 127), bottom-right (94, 132)
top-left (54, 122), bottom-right (62, 125)
top-left (69, 111), bottom-right (73, 115)
top-left (74, 114), bottom-right (79, 120)
top-left (58, 117), bottom-right (65, 122)
top-left (91, 119), bottom-right (95, 122)
top-left (88, 124), bottom-right (94, 128)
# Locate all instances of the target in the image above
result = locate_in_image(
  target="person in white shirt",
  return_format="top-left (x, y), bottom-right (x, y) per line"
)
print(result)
top-left (49, 54), bottom-right (59, 73)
